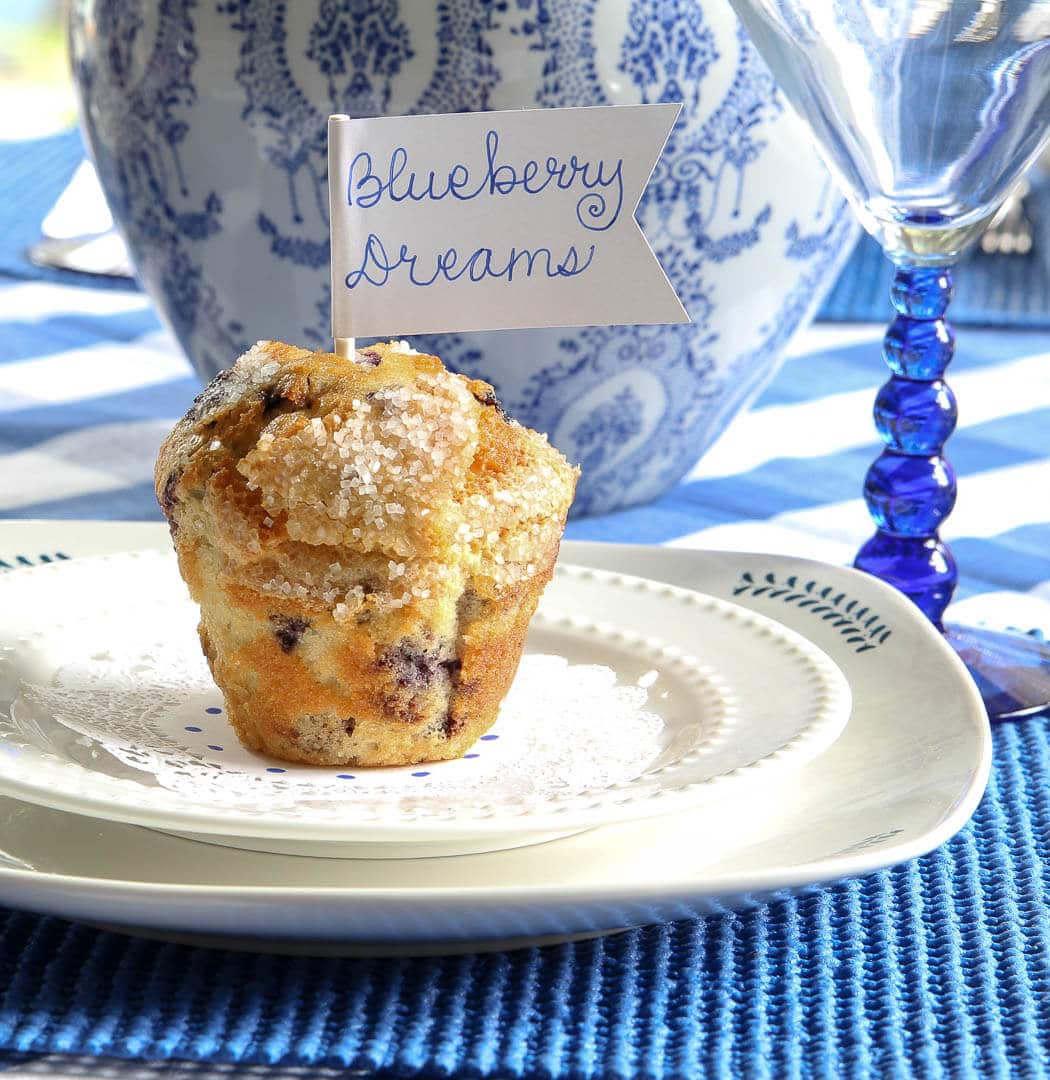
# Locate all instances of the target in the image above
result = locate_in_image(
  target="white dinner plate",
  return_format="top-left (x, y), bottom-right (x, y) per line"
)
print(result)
top-left (0, 549), bottom-right (849, 857)
top-left (0, 522), bottom-right (989, 954)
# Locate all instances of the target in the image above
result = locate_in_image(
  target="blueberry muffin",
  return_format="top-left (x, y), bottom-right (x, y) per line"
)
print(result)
top-left (155, 340), bottom-right (578, 766)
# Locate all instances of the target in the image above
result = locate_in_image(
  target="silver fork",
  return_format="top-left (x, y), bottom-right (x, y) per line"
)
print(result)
top-left (980, 145), bottom-right (1050, 257)
top-left (981, 176), bottom-right (1033, 256)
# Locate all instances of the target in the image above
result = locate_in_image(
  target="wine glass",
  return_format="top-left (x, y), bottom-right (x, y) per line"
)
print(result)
top-left (726, 0), bottom-right (1050, 718)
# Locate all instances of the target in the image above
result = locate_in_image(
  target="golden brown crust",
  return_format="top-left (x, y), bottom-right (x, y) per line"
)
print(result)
top-left (156, 340), bottom-right (577, 766)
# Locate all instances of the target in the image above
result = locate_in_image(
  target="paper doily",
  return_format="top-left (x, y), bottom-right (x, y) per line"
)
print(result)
top-left (14, 641), bottom-right (672, 808)
top-left (0, 552), bottom-right (850, 842)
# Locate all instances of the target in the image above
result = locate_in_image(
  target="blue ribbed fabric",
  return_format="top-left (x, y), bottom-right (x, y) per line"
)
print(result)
top-left (0, 722), bottom-right (1046, 1078)
top-left (819, 232), bottom-right (1050, 328)
top-left (0, 130), bottom-right (134, 292)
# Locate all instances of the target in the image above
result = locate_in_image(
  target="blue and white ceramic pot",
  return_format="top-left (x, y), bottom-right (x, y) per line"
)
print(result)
top-left (70, 0), bottom-right (854, 515)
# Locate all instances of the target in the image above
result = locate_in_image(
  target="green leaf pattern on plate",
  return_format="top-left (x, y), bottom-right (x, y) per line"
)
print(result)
top-left (733, 570), bottom-right (892, 653)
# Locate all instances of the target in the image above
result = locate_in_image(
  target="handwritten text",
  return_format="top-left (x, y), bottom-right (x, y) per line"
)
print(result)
top-left (346, 130), bottom-right (625, 234)
top-left (345, 233), bottom-right (597, 290)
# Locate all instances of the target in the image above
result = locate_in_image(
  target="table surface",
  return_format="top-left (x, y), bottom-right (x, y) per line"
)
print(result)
top-left (2, 135), bottom-right (1050, 1080)
top-left (4, 271), bottom-right (1048, 603)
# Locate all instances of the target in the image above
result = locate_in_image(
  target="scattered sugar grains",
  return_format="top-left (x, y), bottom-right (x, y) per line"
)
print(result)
top-left (220, 342), bottom-right (575, 617)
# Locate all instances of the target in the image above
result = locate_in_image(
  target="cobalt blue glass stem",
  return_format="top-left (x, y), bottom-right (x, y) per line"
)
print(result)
top-left (854, 265), bottom-right (959, 629)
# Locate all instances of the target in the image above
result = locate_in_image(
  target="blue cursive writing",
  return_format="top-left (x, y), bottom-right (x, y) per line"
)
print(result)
top-left (344, 233), bottom-right (597, 290)
top-left (347, 130), bottom-right (624, 233)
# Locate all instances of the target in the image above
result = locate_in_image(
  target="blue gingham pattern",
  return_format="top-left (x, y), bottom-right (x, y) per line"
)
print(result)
top-left (3, 133), bottom-right (1050, 1079)
top-left (4, 272), bottom-right (1048, 608)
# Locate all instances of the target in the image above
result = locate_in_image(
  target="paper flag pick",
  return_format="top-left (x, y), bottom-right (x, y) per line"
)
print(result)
top-left (328, 104), bottom-right (689, 343)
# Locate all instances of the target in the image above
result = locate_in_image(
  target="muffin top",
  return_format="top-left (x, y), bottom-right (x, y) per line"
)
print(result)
top-left (155, 340), bottom-right (578, 616)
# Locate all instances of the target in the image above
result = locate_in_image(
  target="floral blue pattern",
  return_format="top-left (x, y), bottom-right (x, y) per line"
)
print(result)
top-left (306, 0), bottom-right (414, 114)
top-left (569, 386), bottom-right (645, 474)
top-left (71, 0), bottom-right (853, 515)
top-left (71, 0), bottom-right (246, 375)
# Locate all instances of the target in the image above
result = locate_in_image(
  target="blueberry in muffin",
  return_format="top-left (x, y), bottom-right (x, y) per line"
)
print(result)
top-left (155, 340), bottom-right (578, 766)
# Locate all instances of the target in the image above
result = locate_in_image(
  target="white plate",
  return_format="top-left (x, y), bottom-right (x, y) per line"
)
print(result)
top-left (0, 550), bottom-right (849, 857)
top-left (0, 523), bottom-right (989, 954)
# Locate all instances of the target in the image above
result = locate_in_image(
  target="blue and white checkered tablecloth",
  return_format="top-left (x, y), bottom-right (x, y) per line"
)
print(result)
top-left (4, 133), bottom-right (1050, 1079)
top-left (4, 274), bottom-right (1049, 611)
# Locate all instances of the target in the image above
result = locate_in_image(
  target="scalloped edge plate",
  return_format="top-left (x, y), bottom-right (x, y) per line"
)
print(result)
top-left (0, 523), bottom-right (989, 954)
top-left (0, 549), bottom-right (849, 856)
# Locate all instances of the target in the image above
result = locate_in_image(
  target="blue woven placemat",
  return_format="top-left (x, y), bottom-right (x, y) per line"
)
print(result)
top-left (820, 232), bottom-right (1050, 328)
top-left (0, 130), bottom-right (136, 292)
top-left (0, 720), bottom-right (1047, 1079)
